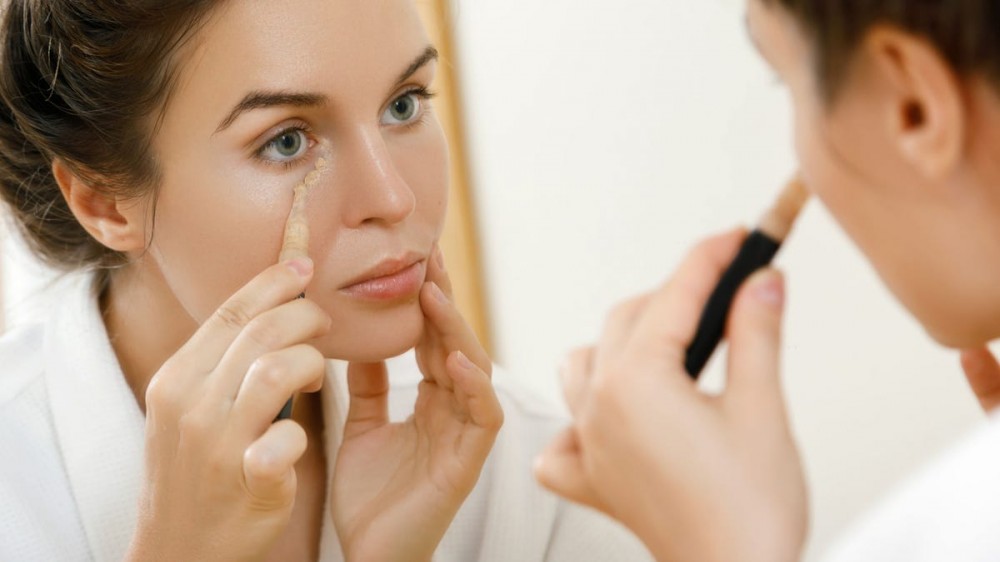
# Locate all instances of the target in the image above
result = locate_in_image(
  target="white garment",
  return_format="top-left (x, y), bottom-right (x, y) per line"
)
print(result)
top-left (823, 410), bottom-right (1000, 562)
top-left (0, 272), bottom-right (651, 562)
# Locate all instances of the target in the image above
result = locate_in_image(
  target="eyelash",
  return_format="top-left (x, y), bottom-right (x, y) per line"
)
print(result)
top-left (251, 86), bottom-right (438, 170)
top-left (382, 86), bottom-right (437, 132)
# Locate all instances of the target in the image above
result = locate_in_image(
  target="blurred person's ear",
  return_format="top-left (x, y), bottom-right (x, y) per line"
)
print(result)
top-left (863, 27), bottom-right (964, 181)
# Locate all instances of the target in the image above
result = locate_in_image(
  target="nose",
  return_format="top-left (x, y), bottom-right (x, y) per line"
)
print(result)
top-left (337, 126), bottom-right (416, 228)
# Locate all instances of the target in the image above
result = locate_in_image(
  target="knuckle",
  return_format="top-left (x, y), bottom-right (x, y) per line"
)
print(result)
top-left (243, 448), bottom-right (284, 483)
top-left (214, 299), bottom-right (254, 331)
top-left (249, 355), bottom-right (288, 391)
top-left (144, 373), bottom-right (182, 414)
top-left (176, 409), bottom-right (214, 441)
top-left (485, 406), bottom-right (505, 431)
top-left (589, 363), bottom-right (624, 400)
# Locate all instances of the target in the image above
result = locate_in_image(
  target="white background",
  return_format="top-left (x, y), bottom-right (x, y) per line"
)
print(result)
top-left (1, 1), bottom-right (989, 559)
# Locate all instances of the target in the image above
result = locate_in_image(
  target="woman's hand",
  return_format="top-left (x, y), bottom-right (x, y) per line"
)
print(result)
top-left (331, 247), bottom-right (503, 562)
top-left (126, 259), bottom-right (330, 562)
top-left (534, 229), bottom-right (808, 562)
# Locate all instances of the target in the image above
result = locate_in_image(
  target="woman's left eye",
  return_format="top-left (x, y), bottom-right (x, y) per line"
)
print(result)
top-left (381, 92), bottom-right (423, 126)
top-left (257, 128), bottom-right (309, 163)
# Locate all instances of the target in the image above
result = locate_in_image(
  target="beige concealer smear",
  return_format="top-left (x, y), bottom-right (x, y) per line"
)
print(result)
top-left (279, 147), bottom-right (330, 263)
top-left (274, 147), bottom-right (330, 421)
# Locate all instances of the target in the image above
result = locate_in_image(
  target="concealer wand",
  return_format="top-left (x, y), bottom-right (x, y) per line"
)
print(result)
top-left (684, 178), bottom-right (809, 378)
top-left (275, 154), bottom-right (329, 420)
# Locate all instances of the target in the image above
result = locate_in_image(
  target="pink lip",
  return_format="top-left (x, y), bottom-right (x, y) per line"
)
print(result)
top-left (339, 253), bottom-right (426, 301)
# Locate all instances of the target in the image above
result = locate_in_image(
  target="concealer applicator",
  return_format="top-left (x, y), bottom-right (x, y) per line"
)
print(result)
top-left (684, 178), bottom-right (809, 378)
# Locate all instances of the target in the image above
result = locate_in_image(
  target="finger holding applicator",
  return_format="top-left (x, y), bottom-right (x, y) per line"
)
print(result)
top-left (275, 146), bottom-right (331, 420)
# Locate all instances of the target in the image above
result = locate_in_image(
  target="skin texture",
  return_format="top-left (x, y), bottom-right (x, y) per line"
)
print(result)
top-left (51, 0), bottom-right (502, 560)
top-left (535, 1), bottom-right (1000, 561)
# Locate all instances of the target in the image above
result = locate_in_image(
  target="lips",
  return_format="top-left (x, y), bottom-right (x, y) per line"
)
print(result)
top-left (339, 252), bottom-right (426, 301)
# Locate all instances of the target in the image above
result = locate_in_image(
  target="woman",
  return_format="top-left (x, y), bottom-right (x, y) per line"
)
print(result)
top-left (0, 0), bottom-right (650, 560)
top-left (535, 0), bottom-right (1000, 561)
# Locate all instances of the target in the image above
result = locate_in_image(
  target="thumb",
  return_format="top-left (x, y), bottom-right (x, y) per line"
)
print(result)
top-left (533, 428), bottom-right (607, 514)
top-left (725, 269), bottom-right (786, 410)
top-left (960, 347), bottom-right (1000, 412)
top-left (344, 361), bottom-right (390, 438)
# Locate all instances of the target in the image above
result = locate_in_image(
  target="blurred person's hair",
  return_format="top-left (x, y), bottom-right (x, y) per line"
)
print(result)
top-left (766, 0), bottom-right (1000, 99)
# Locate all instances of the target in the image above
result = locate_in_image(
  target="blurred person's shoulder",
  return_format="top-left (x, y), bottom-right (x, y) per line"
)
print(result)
top-left (825, 410), bottom-right (1000, 562)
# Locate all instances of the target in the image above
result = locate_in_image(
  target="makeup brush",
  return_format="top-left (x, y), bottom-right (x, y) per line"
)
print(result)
top-left (684, 177), bottom-right (810, 378)
top-left (275, 153), bottom-right (329, 421)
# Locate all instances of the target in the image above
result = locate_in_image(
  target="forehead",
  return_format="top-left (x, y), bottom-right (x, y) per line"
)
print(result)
top-left (171, 0), bottom-right (429, 113)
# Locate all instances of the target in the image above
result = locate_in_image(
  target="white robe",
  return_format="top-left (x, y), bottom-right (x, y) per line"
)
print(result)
top-left (824, 410), bottom-right (1000, 561)
top-left (0, 272), bottom-right (651, 561)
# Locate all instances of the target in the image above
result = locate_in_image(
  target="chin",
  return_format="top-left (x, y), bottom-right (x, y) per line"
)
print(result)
top-left (316, 297), bottom-right (426, 362)
top-left (910, 296), bottom-right (1000, 350)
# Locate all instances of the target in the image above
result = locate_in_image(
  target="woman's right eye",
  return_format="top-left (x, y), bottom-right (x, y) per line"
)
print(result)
top-left (256, 128), bottom-right (309, 164)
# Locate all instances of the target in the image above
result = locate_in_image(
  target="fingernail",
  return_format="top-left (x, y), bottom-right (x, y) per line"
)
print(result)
top-left (752, 271), bottom-right (785, 308)
top-left (435, 246), bottom-right (445, 269)
top-left (456, 350), bottom-right (474, 370)
top-left (285, 257), bottom-right (313, 277)
top-left (429, 282), bottom-right (448, 303)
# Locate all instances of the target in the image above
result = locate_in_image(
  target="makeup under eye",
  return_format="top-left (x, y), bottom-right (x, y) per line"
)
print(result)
top-left (255, 126), bottom-right (311, 166)
top-left (381, 88), bottom-right (434, 126)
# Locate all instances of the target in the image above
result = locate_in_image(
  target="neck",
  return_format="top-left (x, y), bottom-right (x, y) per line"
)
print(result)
top-left (102, 259), bottom-right (199, 412)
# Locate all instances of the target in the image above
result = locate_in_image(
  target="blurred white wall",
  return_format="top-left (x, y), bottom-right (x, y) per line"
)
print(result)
top-left (0, 1), bottom-right (989, 559)
top-left (449, 0), bottom-right (986, 559)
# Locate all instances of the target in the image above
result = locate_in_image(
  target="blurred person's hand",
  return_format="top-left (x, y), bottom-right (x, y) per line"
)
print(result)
top-left (960, 347), bottom-right (1000, 412)
top-left (534, 229), bottom-right (807, 562)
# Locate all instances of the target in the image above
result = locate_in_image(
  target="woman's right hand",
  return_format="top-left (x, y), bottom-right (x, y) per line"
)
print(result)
top-left (125, 258), bottom-right (331, 562)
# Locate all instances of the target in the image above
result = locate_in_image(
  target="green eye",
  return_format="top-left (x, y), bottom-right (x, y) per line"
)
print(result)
top-left (258, 128), bottom-right (308, 163)
top-left (382, 93), bottom-right (421, 125)
top-left (274, 131), bottom-right (304, 157)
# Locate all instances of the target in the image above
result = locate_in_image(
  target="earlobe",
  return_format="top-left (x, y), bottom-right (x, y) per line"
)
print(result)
top-left (51, 159), bottom-right (147, 253)
top-left (866, 27), bottom-right (965, 180)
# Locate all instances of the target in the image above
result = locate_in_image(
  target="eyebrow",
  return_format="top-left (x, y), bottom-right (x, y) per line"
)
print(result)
top-left (397, 45), bottom-right (439, 86)
top-left (215, 45), bottom-right (440, 134)
top-left (215, 91), bottom-right (327, 133)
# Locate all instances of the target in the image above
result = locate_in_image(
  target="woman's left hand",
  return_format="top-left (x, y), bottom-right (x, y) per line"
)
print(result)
top-left (331, 246), bottom-right (503, 562)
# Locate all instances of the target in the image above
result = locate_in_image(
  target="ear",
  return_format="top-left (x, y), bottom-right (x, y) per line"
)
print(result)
top-left (51, 159), bottom-right (148, 253)
top-left (863, 27), bottom-right (965, 180)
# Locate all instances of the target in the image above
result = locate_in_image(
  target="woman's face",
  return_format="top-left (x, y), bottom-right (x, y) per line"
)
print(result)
top-left (747, 0), bottom-right (1000, 347)
top-left (146, 0), bottom-right (448, 361)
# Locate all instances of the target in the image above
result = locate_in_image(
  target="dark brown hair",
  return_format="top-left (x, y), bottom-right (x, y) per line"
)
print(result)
top-left (765, 0), bottom-right (1000, 99)
top-left (0, 0), bottom-right (218, 270)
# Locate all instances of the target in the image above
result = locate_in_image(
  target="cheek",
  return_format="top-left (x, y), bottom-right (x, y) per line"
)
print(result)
top-left (791, 89), bottom-right (875, 235)
top-left (148, 164), bottom-right (291, 321)
top-left (394, 117), bottom-right (450, 235)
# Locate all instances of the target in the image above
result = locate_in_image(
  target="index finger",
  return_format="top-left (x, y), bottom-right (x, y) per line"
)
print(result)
top-left (178, 258), bottom-right (314, 371)
top-left (628, 229), bottom-right (747, 362)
